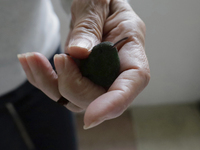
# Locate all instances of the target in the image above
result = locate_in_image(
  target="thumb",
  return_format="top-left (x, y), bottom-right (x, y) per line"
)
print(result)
top-left (83, 90), bottom-right (128, 129)
top-left (66, 0), bottom-right (110, 59)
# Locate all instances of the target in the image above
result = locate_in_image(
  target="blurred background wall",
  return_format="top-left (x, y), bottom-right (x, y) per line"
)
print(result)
top-left (129, 0), bottom-right (200, 105)
top-left (52, 0), bottom-right (200, 106)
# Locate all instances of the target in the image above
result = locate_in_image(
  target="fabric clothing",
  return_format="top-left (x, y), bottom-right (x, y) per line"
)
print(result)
top-left (0, 0), bottom-right (77, 149)
top-left (0, 47), bottom-right (78, 150)
top-left (0, 0), bottom-right (69, 96)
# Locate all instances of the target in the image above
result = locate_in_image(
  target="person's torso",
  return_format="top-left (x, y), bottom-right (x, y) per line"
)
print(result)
top-left (0, 0), bottom-right (60, 96)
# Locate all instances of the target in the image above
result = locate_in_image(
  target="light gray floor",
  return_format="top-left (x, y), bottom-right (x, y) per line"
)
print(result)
top-left (76, 103), bottom-right (200, 150)
top-left (131, 103), bottom-right (200, 150)
top-left (76, 110), bottom-right (136, 150)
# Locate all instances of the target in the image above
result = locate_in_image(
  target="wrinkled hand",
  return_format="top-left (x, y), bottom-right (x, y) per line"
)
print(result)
top-left (18, 0), bottom-right (150, 129)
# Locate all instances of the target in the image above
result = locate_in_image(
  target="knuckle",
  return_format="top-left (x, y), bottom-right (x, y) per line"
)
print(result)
top-left (138, 68), bottom-right (151, 86)
top-left (98, 0), bottom-right (110, 5)
top-left (70, 77), bottom-right (87, 96)
top-left (63, 75), bottom-right (89, 99)
top-left (75, 18), bottom-right (102, 40)
top-left (72, 77), bottom-right (95, 101)
top-left (118, 20), bottom-right (128, 30)
top-left (118, 19), bottom-right (146, 46)
top-left (71, 0), bottom-right (110, 41)
top-left (137, 18), bottom-right (146, 36)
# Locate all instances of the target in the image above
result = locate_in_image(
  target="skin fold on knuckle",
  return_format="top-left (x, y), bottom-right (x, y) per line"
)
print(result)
top-left (111, 68), bottom-right (150, 103)
top-left (135, 18), bottom-right (146, 45)
top-left (118, 19), bottom-right (145, 47)
top-left (74, 18), bottom-right (102, 41)
top-left (113, 90), bottom-right (130, 113)
top-left (69, 77), bottom-right (102, 104)
top-left (59, 73), bottom-right (80, 98)
top-left (71, 0), bottom-right (110, 40)
top-left (70, 77), bottom-right (90, 98)
top-left (136, 68), bottom-right (150, 89)
top-left (59, 72), bottom-right (89, 107)
top-left (107, 1), bottom-right (146, 46)
top-left (57, 56), bottom-right (103, 108)
top-left (111, 79), bottom-right (135, 106)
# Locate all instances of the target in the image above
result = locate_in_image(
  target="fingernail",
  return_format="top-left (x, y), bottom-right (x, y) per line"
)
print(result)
top-left (54, 54), bottom-right (65, 75)
top-left (17, 53), bottom-right (34, 59)
top-left (69, 38), bottom-right (92, 50)
top-left (83, 121), bottom-right (102, 130)
top-left (17, 54), bottom-right (24, 59)
top-left (25, 52), bottom-right (34, 58)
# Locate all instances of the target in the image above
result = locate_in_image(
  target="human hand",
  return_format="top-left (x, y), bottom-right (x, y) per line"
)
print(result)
top-left (18, 0), bottom-right (150, 129)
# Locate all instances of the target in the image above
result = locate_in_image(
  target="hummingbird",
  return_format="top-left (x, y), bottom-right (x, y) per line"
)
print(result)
top-left (57, 37), bottom-right (128, 105)
top-left (79, 37), bottom-right (128, 89)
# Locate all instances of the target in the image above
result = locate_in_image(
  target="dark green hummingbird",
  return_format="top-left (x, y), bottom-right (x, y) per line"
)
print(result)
top-left (57, 37), bottom-right (128, 105)
top-left (79, 37), bottom-right (128, 89)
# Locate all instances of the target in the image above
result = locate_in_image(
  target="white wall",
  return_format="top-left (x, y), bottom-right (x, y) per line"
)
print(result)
top-left (52, 0), bottom-right (200, 105)
top-left (129, 0), bottom-right (200, 105)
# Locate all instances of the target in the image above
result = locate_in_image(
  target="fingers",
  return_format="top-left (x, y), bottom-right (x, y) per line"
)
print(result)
top-left (103, 0), bottom-right (134, 36)
top-left (103, 0), bottom-right (148, 72)
top-left (17, 0), bottom-right (150, 130)
top-left (66, 0), bottom-right (110, 59)
top-left (83, 41), bottom-right (150, 129)
top-left (83, 0), bottom-right (150, 129)
top-left (54, 54), bottom-right (106, 111)
top-left (84, 68), bottom-right (150, 129)
top-left (18, 53), bottom-right (61, 101)
top-left (103, 0), bottom-right (146, 47)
